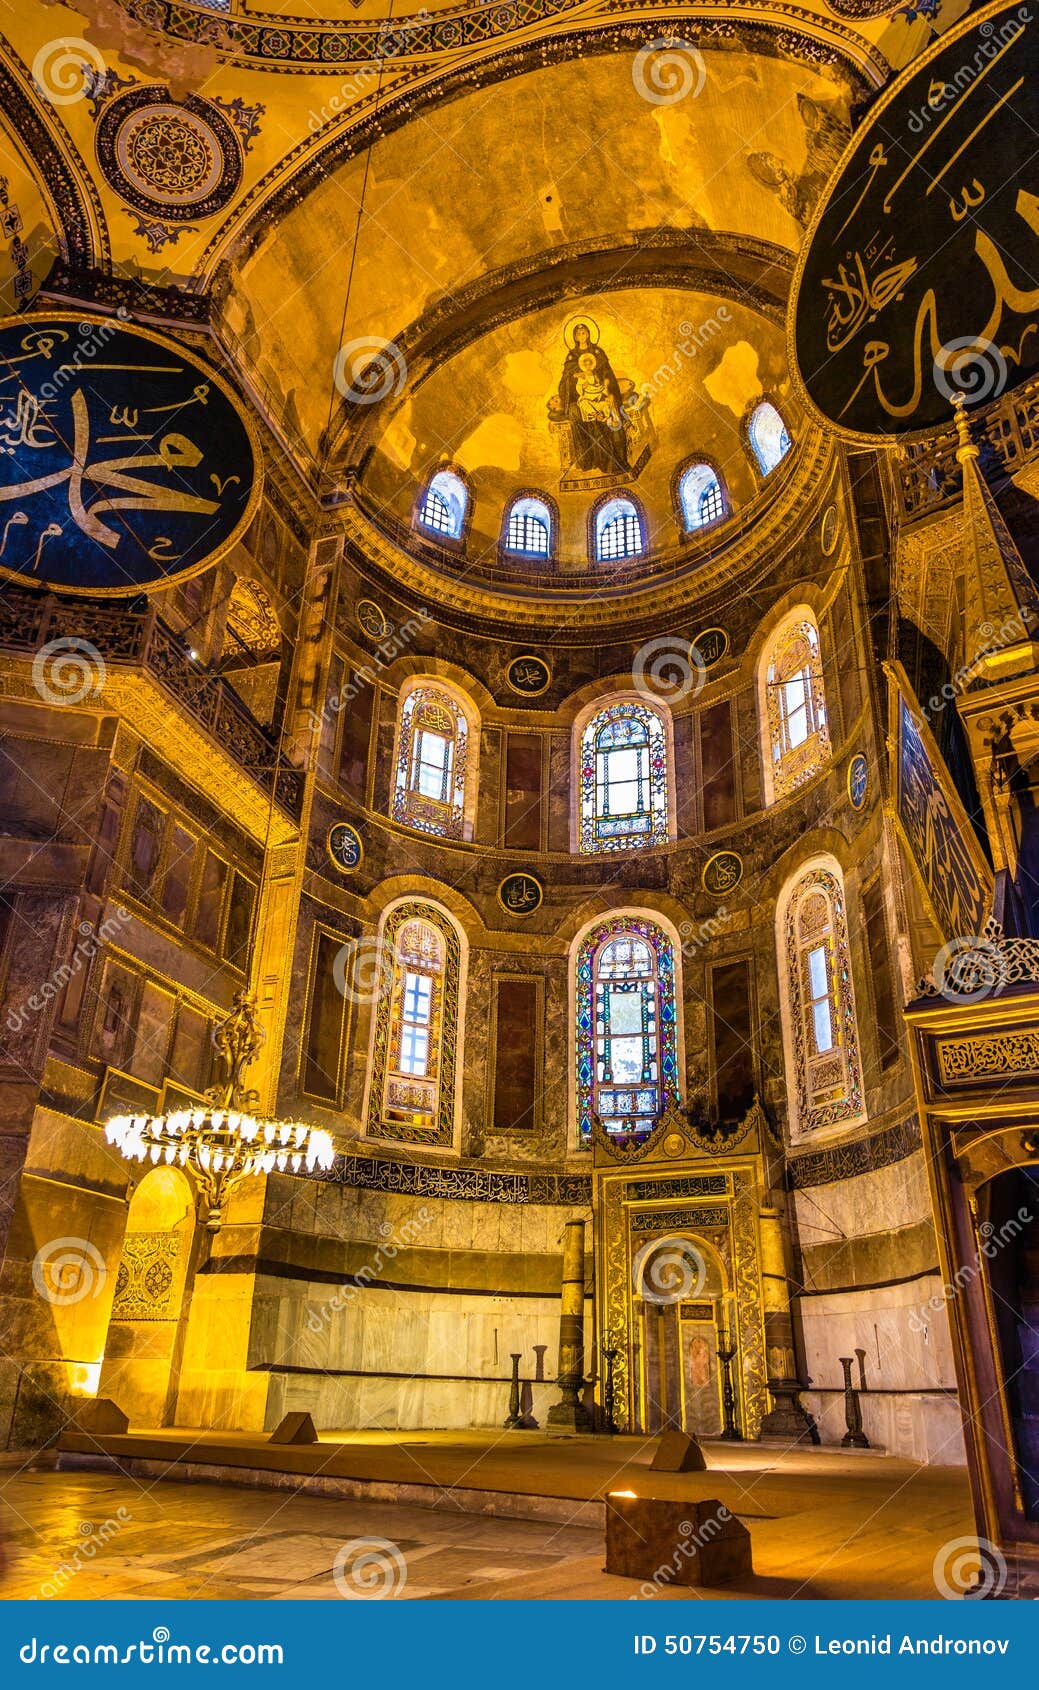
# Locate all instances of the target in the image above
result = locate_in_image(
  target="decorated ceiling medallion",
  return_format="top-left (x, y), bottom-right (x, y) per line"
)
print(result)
top-left (327, 821), bottom-right (363, 873)
top-left (848, 753), bottom-right (869, 810)
top-left (0, 313), bottom-right (259, 595)
top-left (497, 871), bottom-right (543, 917)
top-left (356, 599), bottom-right (389, 640)
top-left (701, 850), bottom-right (743, 897)
top-left (507, 653), bottom-right (551, 696)
top-left (96, 89), bottom-right (243, 222)
top-left (820, 504), bottom-right (839, 555)
top-left (689, 627), bottom-right (729, 670)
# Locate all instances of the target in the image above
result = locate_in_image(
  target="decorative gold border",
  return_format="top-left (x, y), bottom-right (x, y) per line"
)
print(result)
top-left (847, 751), bottom-right (868, 809)
top-left (506, 653), bottom-right (552, 697)
top-left (689, 626), bottom-right (729, 669)
top-left (701, 850), bottom-right (743, 896)
top-left (326, 821), bottom-right (364, 873)
top-left (0, 311), bottom-right (264, 596)
top-left (496, 872), bottom-right (544, 916)
top-left (786, 0), bottom-right (1012, 450)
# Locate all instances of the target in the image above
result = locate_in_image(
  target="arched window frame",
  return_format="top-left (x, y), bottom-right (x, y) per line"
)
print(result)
top-left (391, 678), bottom-right (479, 840)
top-left (589, 493), bottom-right (646, 564)
top-left (364, 899), bottom-right (464, 1148)
top-left (746, 399), bottom-right (792, 477)
top-left (758, 608), bottom-right (832, 804)
top-left (572, 913), bottom-right (682, 1146)
top-left (501, 491), bottom-right (556, 561)
top-left (776, 860), bottom-right (865, 1139)
top-left (573, 696), bottom-right (674, 854)
top-left (674, 458), bottom-right (729, 536)
top-left (415, 467), bottom-right (471, 547)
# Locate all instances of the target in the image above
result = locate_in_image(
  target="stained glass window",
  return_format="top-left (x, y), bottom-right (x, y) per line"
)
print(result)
top-left (678, 463), bottom-right (726, 532)
top-left (763, 616), bottom-right (831, 800)
top-left (575, 916), bottom-right (678, 1142)
top-left (392, 684), bottom-right (471, 838)
top-left (595, 497), bottom-right (643, 562)
top-left (365, 902), bottom-right (461, 1147)
top-left (578, 701), bottom-right (669, 853)
top-left (418, 469), bottom-right (468, 539)
top-left (781, 865), bottom-right (863, 1134)
top-left (748, 401), bottom-right (791, 475)
top-left (504, 496), bottom-right (551, 556)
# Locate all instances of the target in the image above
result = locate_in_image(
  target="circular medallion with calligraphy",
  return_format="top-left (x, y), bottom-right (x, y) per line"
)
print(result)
top-left (701, 851), bottom-right (743, 897)
top-left (496, 872), bottom-right (543, 917)
top-left (848, 753), bottom-right (869, 810)
top-left (327, 822), bottom-right (364, 873)
top-left (0, 313), bottom-right (259, 594)
top-left (820, 504), bottom-right (839, 555)
top-left (96, 90), bottom-right (242, 221)
top-left (507, 653), bottom-right (551, 696)
top-left (356, 599), bottom-right (389, 640)
top-left (689, 627), bottom-right (729, 671)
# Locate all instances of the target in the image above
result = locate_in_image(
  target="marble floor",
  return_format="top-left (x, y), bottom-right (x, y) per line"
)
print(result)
top-left (0, 1434), bottom-right (976, 1601)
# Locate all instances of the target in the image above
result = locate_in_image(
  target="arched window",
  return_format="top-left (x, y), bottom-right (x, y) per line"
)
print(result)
top-left (504, 495), bottom-right (552, 557)
top-left (365, 901), bottom-right (461, 1147)
top-left (417, 469), bottom-right (468, 540)
top-left (677, 462), bottom-right (727, 532)
top-left (575, 916), bottom-right (679, 1142)
top-left (748, 401), bottom-right (791, 475)
top-left (578, 700), bottom-right (670, 853)
top-left (392, 683), bottom-right (474, 839)
top-left (595, 497), bottom-right (644, 562)
top-left (761, 613), bottom-right (831, 801)
top-left (779, 864), bottom-right (863, 1135)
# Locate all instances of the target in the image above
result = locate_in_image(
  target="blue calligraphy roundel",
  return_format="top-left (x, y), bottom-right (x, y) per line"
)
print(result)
top-left (0, 313), bottom-right (260, 594)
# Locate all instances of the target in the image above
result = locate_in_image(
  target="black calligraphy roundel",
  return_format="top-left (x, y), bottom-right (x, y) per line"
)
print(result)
top-left (790, 1), bottom-right (1039, 442)
top-left (0, 313), bottom-right (260, 594)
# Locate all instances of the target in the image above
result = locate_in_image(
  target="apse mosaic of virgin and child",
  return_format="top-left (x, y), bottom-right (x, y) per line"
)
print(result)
top-left (546, 317), bottom-right (654, 490)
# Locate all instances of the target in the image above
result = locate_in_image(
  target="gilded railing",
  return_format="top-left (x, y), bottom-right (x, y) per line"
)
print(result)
top-left (0, 587), bottom-right (304, 820)
top-left (894, 374), bottom-right (1039, 522)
